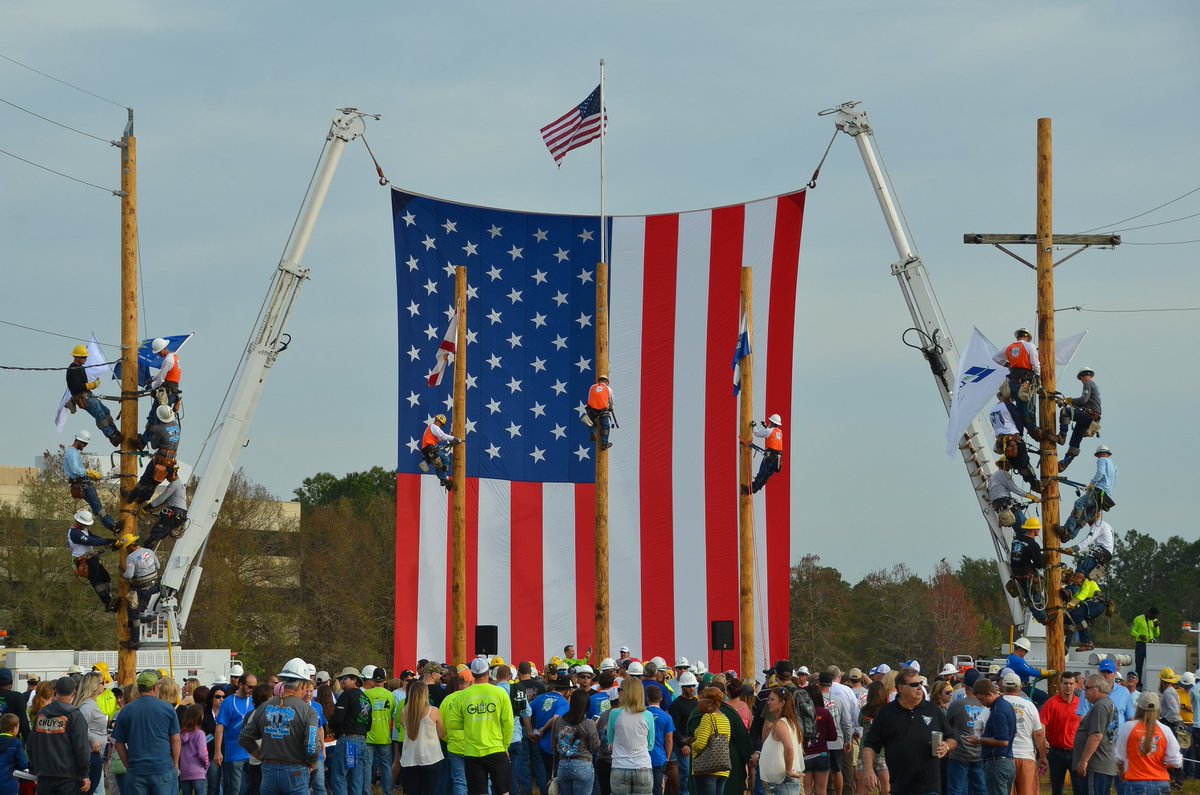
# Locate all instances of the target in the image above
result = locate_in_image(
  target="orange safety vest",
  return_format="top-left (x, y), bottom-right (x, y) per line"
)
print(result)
top-left (1004, 342), bottom-right (1034, 371)
top-left (162, 352), bottom-right (182, 383)
top-left (1122, 723), bottom-right (1169, 781)
top-left (587, 383), bottom-right (612, 410)
top-left (422, 426), bottom-right (440, 448)
top-left (765, 427), bottom-right (783, 452)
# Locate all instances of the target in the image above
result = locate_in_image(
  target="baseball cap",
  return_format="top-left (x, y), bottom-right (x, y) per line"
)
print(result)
top-left (373, 667), bottom-right (388, 681)
top-left (874, 664), bottom-right (892, 675)
top-left (619, 646), bottom-right (630, 653)
top-left (903, 659), bottom-right (921, 673)
top-left (361, 665), bottom-right (378, 680)
top-left (848, 668), bottom-right (863, 681)
top-left (1137, 691), bottom-right (1160, 710)
top-left (315, 671), bottom-right (330, 685)
top-left (0, 669), bottom-right (12, 685)
top-left (469, 657), bottom-right (490, 676)
top-left (963, 669), bottom-right (982, 688)
top-left (818, 671), bottom-right (834, 685)
top-left (1098, 659), bottom-right (1117, 674)
top-left (136, 670), bottom-right (159, 688)
top-left (1001, 672), bottom-right (1021, 688)
top-left (774, 661), bottom-right (794, 678)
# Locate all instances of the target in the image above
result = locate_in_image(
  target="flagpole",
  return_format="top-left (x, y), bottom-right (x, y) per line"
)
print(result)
top-left (737, 266), bottom-right (756, 683)
top-left (451, 266), bottom-right (468, 665)
top-left (593, 56), bottom-right (611, 664)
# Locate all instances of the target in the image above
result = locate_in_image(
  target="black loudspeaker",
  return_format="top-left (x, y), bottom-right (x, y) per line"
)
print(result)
top-left (475, 625), bottom-right (499, 656)
top-left (711, 621), bottom-right (735, 651)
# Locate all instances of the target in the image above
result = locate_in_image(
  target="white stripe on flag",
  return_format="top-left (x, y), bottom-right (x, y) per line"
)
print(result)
top-left (416, 477), bottom-right (449, 657)
top-left (542, 483), bottom-right (576, 654)
top-left (477, 479), bottom-right (512, 658)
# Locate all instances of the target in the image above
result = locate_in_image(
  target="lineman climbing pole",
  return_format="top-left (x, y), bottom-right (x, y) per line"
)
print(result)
top-left (117, 109), bottom-right (139, 688)
top-left (736, 267), bottom-right (755, 681)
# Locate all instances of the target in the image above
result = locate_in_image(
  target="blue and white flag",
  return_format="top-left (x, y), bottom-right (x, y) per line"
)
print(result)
top-left (945, 328), bottom-right (1006, 456)
top-left (732, 307), bottom-right (751, 395)
top-left (113, 333), bottom-right (193, 387)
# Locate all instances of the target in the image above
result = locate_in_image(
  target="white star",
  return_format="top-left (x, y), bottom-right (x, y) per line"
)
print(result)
top-left (443, 262), bottom-right (456, 277)
top-left (444, 304), bottom-right (456, 320)
top-left (551, 379), bottom-right (568, 396)
top-left (487, 224), bottom-right (503, 239)
top-left (534, 228), bottom-right (549, 242)
top-left (532, 312), bottom-right (547, 329)
top-left (508, 245), bottom-right (524, 260)
top-left (443, 394), bottom-right (455, 410)
top-left (531, 269), bottom-right (548, 285)
top-left (466, 284), bottom-right (479, 300)
top-left (466, 374), bottom-right (478, 389)
top-left (530, 402), bottom-right (546, 418)
top-left (406, 437), bottom-right (420, 453)
top-left (507, 332), bottom-right (522, 348)
top-left (576, 312), bottom-right (592, 328)
top-left (406, 255), bottom-right (419, 271)
top-left (531, 356), bottom-right (547, 373)
top-left (402, 211), bottom-right (416, 226)
top-left (552, 335), bottom-right (568, 351)
top-left (424, 279), bottom-right (438, 295)
top-left (575, 401), bottom-right (588, 417)
top-left (425, 324), bottom-right (439, 340)
top-left (406, 391), bottom-right (420, 408)
top-left (507, 377), bottom-right (522, 393)
top-left (487, 353), bottom-right (503, 369)
top-left (574, 445), bottom-right (590, 461)
top-left (486, 443), bottom-right (502, 459)
top-left (507, 287), bottom-right (523, 304)
top-left (530, 447), bottom-right (546, 463)
top-left (466, 328), bottom-right (478, 344)
top-left (554, 247), bottom-right (570, 263)
top-left (506, 421), bottom-right (522, 438)
top-left (486, 398), bottom-right (502, 414)
top-left (421, 235), bottom-right (437, 251)
top-left (577, 268), bottom-right (593, 284)
top-left (465, 418), bottom-right (477, 435)
top-left (551, 424), bottom-right (567, 440)
top-left (487, 308), bottom-right (503, 325)
top-left (578, 229), bottom-right (594, 242)
top-left (575, 356), bottom-right (592, 373)
top-left (407, 300), bottom-right (420, 317)
top-left (441, 219), bottom-right (457, 234)
top-left (407, 345), bottom-right (420, 362)
top-left (462, 241), bottom-right (478, 257)
top-left (487, 265), bottom-right (503, 281)
top-left (553, 291), bottom-right (569, 307)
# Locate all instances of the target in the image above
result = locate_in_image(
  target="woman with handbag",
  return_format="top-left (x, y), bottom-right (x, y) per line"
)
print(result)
top-left (607, 678), bottom-right (657, 795)
top-left (550, 690), bottom-right (601, 795)
top-left (690, 688), bottom-right (732, 795)
top-left (757, 688), bottom-right (804, 795)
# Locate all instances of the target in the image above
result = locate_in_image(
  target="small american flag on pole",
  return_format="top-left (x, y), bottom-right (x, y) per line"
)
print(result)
top-left (540, 85), bottom-right (606, 167)
top-left (427, 309), bottom-right (457, 387)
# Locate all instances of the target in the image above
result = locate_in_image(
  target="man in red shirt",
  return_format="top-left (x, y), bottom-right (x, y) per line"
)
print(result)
top-left (1039, 672), bottom-right (1082, 795)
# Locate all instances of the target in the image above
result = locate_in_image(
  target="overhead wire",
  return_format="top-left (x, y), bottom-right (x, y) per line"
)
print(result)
top-left (0, 318), bottom-right (123, 348)
top-left (0, 146), bottom-right (120, 195)
top-left (1120, 239), bottom-right (1200, 246)
top-left (0, 51), bottom-right (127, 109)
top-left (1075, 185), bottom-right (1200, 234)
top-left (0, 96), bottom-right (113, 144)
top-left (1057, 305), bottom-right (1200, 314)
top-left (1109, 210), bottom-right (1200, 233)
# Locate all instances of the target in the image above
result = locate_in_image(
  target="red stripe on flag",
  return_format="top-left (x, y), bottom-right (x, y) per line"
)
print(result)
top-left (394, 473), bottom-right (423, 670)
top-left (510, 482), bottom-right (544, 664)
top-left (466, 478), bottom-right (479, 654)
top-left (765, 191), bottom-right (806, 662)
top-left (638, 214), bottom-right (680, 663)
top-left (574, 483), bottom-right (596, 664)
top-left (704, 205), bottom-right (745, 664)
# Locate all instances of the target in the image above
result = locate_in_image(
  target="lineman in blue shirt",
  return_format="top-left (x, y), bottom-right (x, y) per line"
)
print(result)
top-left (62, 431), bottom-right (116, 531)
top-left (1058, 446), bottom-right (1116, 540)
top-left (66, 510), bottom-right (117, 611)
top-left (1006, 638), bottom-right (1055, 707)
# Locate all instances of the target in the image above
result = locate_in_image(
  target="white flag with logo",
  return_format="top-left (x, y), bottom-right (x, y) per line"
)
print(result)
top-left (945, 328), bottom-right (1006, 456)
top-left (54, 335), bottom-right (112, 432)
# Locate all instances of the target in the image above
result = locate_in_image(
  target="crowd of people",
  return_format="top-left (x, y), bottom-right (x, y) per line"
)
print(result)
top-left (2, 649), bottom-right (1199, 795)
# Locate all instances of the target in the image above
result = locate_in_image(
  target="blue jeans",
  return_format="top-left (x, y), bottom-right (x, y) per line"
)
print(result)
top-left (1007, 372), bottom-right (1036, 432)
top-left (206, 756), bottom-right (222, 795)
top-left (82, 396), bottom-right (121, 443)
top-left (312, 754), bottom-right (326, 795)
top-left (651, 767), bottom-right (663, 795)
top-left (1064, 492), bottom-right (1101, 534)
top-left (448, 752), bottom-right (468, 795)
top-left (509, 740), bottom-right (531, 795)
top-left (1068, 601), bottom-right (1108, 645)
top-left (947, 759), bottom-right (987, 795)
top-left (763, 780), bottom-right (801, 795)
top-left (223, 759), bottom-right (248, 795)
top-left (260, 764), bottom-right (310, 795)
top-left (559, 760), bottom-right (596, 795)
top-left (674, 752), bottom-right (690, 795)
top-left (331, 738), bottom-right (366, 795)
top-left (983, 758), bottom-right (1014, 795)
top-left (126, 770), bottom-right (181, 795)
top-left (1088, 772), bottom-right (1115, 795)
top-left (181, 781), bottom-right (208, 795)
top-left (524, 737), bottom-right (546, 795)
top-left (691, 776), bottom-right (721, 795)
top-left (1190, 729), bottom-right (1200, 778)
top-left (752, 452), bottom-right (781, 493)
top-left (588, 409), bottom-right (613, 447)
top-left (369, 744), bottom-right (394, 795)
top-left (611, 768), bottom-right (652, 795)
top-left (73, 481), bottom-right (116, 530)
top-left (1123, 783), bottom-right (1169, 795)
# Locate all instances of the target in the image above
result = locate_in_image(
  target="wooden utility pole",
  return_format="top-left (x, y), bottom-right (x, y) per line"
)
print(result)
top-left (451, 267), bottom-right (468, 664)
top-left (1035, 118), bottom-right (1065, 679)
top-left (736, 267), bottom-right (756, 681)
top-left (117, 110), bottom-right (138, 688)
top-left (594, 259), bottom-right (610, 660)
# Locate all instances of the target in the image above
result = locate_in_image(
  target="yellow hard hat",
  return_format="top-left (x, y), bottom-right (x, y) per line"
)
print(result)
top-left (490, 656), bottom-right (506, 667)
top-left (1021, 517), bottom-right (1041, 531)
top-left (72, 344), bottom-right (90, 358)
top-left (1159, 667), bottom-right (1180, 684)
top-left (434, 414), bottom-right (447, 425)
top-left (114, 532), bottom-right (139, 549)
top-left (92, 661), bottom-right (113, 685)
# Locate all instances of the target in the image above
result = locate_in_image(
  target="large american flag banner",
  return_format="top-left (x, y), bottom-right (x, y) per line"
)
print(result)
top-left (393, 187), bottom-right (806, 672)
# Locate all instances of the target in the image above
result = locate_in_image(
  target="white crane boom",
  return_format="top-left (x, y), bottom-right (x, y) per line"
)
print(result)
top-left (827, 102), bottom-right (1027, 628)
top-left (139, 110), bottom-right (370, 645)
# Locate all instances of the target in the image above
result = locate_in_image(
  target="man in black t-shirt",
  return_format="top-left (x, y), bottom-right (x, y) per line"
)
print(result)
top-left (863, 667), bottom-right (955, 795)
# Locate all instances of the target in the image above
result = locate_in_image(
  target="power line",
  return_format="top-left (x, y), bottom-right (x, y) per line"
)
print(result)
top-left (0, 318), bottom-right (124, 348)
top-left (1121, 239), bottom-right (1200, 246)
top-left (0, 145), bottom-right (120, 195)
top-left (1057, 305), bottom-right (1200, 314)
top-left (0, 51), bottom-right (127, 109)
top-left (1076, 185), bottom-right (1200, 234)
top-left (1111, 210), bottom-right (1200, 233)
top-left (0, 96), bottom-right (113, 144)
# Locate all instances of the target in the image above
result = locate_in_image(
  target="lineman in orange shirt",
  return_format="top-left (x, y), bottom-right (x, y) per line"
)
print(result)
top-left (147, 337), bottom-right (183, 420)
top-left (421, 414), bottom-right (460, 490)
top-left (586, 375), bottom-right (615, 449)
top-left (992, 328), bottom-right (1041, 438)
top-left (743, 413), bottom-right (784, 494)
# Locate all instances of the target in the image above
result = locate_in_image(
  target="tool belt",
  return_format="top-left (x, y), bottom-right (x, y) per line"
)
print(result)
top-left (69, 478), bottom-right (88, 499)
top-left (149, 451), bottom-right (177, 483)
top-left (73, 392), bottom-right (91, 410)
top-left (1087, 547), bottom-right (1113, 567)
top-left (993, 434), bottom-right (1021, 458)
top-left (129, 573), bottom-right (158, 589)
top-left (1095, 489), bottom-right (1115, 512)
top-left (73, 555), bottom-right (95, 578)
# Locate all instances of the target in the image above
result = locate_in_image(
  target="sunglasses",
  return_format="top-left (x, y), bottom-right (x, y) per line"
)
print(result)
top-left (212, 693), bottom-right (226, 698)
top-left (900, 682), bottom-right (924, 689)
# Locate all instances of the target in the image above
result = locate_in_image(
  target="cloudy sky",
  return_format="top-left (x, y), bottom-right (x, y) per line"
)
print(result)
top-left (2, 1), bottom-right (1197, 584)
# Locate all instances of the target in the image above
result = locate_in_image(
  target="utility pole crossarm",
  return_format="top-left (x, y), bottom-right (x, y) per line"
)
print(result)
top-left (963, 234), bottom-right (1121, 246)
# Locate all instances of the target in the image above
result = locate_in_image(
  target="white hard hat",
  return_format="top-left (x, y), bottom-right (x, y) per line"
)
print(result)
top-left (75, 430), bottom-right (91, 444)
top-left (939, 663), bottom-right (957, 676)
top-left (678, 671), bottom-right (699, 687)
top-left (600, 658), bottom-right (617, 671)
top-left (151, 337), bottom-right (169, 354)
top-left (575, 664), bottom-right (594, 675)
top-left (1095, 445), bottom-right (1112, 456)
top-left (228, 662), bottom-right (245, 677)
top-left (74, 509), bottom-right (94, 526)
top-left (627, 661), bottom-right (645, 676)
top-left (675, 656), bottom-right (690, 669)
top-left (156, 404), bottom-right (175, 423)
top-left (1013, 637), bottom-right (1032, 652)
top-left (694, 660), bottom-right (708, 675)
top-left (650, 656), bottom-right (667, 669)
top-left (277, 657), bottom-right (309, 681)
top-left (768, 413), bottom-right (782, 426)
top-left (361, 665), bottom-right (377, 680)
top-left (305, 663), bottom-right (317, 678)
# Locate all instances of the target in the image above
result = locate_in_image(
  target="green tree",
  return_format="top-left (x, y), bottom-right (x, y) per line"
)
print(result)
top-left (850, 564), bottom-right (932, 665)
top-left (789, 554), bottom-right (854, 668)
top-left (294, 467), bottom-right (396, 514)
